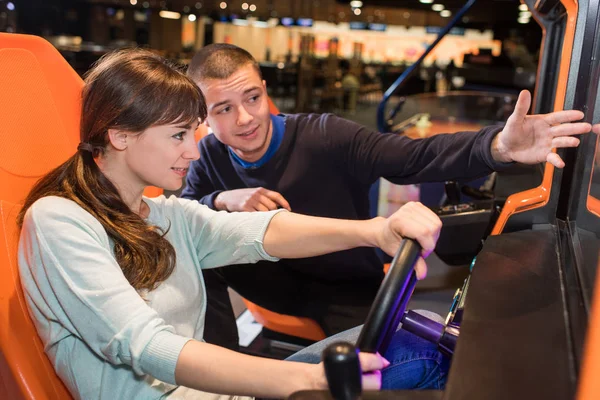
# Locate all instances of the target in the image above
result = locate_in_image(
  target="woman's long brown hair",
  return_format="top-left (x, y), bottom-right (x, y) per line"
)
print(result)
top-left (18, 49), bottom-right (207, 291)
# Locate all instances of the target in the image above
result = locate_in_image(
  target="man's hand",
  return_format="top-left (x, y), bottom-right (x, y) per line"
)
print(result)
top-left (214, 187), bottom-right (291, 212)
top-left (377, 202), bottom-right (442, 280)
top-left (492, 90), bottom-right (591, 167)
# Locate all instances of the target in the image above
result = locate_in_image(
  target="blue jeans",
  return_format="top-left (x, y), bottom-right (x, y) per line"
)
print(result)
top-left (286, 310), bottom-right (450, 390)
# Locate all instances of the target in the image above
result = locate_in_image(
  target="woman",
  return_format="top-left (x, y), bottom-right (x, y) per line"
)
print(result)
top-left (17, 49), bottom-right (447, 400)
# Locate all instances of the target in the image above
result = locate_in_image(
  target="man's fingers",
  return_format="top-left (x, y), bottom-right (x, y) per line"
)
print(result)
top-left (547, 152), bottom-right (565, 168)
top-left (511, 90), bottom-right (532, 121)
top-left (592, 124), bottom-right (600, 135)
top-left (257, 195), bottom-right (279, 211)
top-left (264, 190), bottom-right (292, 211)
top-left (552, 136), bottom-right (581, 149)
top-left (254, 203), bottom-right (270, 212)
top-left (550, 122), bottom-right (591, 137)
top-left (543, 109), bottom-right (586, 126)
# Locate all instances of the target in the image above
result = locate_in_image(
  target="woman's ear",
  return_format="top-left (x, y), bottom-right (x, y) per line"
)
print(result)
top-left (107, 128), bottom-right (128, 151)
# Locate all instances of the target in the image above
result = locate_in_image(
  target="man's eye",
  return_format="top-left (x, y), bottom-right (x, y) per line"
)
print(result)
top-left (173, 132), bottom-right (185, 140)
top-left (219, 106), bottom-right (231, 114)
top-left (249, 95), bottom-right (259, 103)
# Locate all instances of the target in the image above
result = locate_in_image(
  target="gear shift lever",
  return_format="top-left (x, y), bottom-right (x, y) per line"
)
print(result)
top-left (323, 342), bottom-right (362, 400)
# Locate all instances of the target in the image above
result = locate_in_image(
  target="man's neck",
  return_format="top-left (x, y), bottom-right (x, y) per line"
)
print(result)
top-left (232, 119), bottom-right (274, 163)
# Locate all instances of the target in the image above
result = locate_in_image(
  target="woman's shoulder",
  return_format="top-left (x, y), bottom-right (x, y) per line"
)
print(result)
top-left (29, 196), bottom-right (86, 217)
top-left (25, 196), bottom-right (103, 232)
top-left (145, 194), bottom-right (208, 210)
top-left (144, 194), bottom-right (210, 219)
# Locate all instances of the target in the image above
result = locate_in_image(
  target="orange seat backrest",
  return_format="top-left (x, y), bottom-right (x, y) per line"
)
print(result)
top-left (0, 200), bottom-right (72, 399)
top-left (0, 33), bottom-right (82, 205)
top-left (0, 33), bottom-right (162, 202)
top-left (0, 32), bottom-right (78, 400)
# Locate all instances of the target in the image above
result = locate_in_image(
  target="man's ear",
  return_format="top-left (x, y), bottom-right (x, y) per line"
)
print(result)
top-left (107, 128), bottom-right (128, 151)
top-left (262, 79), bottom-right (267, 90)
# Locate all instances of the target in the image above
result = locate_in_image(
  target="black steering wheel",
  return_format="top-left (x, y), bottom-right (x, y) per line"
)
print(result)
top-left (356, 239), bottom-right (421, 354)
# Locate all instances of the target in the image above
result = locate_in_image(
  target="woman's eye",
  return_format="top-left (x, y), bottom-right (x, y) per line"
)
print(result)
top-left (173, 132), bottom-right (185, 140)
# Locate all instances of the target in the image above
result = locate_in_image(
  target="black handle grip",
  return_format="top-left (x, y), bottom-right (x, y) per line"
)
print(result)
top-left (322, 342), bottom-right (362, 400)
top-left (356, 239), bottom-right (421, 353)
top-left (444, 181), bottom-right (461, 206)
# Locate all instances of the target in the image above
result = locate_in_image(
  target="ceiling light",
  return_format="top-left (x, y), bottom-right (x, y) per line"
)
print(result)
top-left (159, 10), bottom-right (181, 19)
top-left (518, 17), bottom-right (530, 24)
top-left (440, 10), bottom-right (451, 17)
top-left (420, 0), bottom-right (434, 3)
top-left (220, 2), bottom-right (227, 9)
top-left (519, 4), bottom-right (529, 11)
top-left (519, 11), bottom-right (532, 18)
top-left (432, 4), bottom-right (444, 11)
top-left (130, 0), bottom-right (137, 5)
top-left (242, 2), bottom-right (248, 10)
top-left (188, 14), bottom-right (197, 21)
top-left (249, 4), bottom-right (256, 11)
top-left (354, 8), bottom-right (361, 15)
top-left (350, 1), bottom-right (363, 7)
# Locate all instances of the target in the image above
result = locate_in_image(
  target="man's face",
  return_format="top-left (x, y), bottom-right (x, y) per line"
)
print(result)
top-left (198, 64), bottom-right (272, 163)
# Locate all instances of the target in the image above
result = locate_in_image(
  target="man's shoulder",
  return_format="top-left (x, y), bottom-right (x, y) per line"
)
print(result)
top-left (284, 112), bottom-right (349, 136)
top-left (284, 112), bottom-right (339, 125)
top-left (198, 133), bottom-right (230, 161)
top-left (200, 133), bottom-right (227, 151)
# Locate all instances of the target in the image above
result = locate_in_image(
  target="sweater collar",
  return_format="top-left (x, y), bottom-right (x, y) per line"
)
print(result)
top-left (229, 114), bottom-right (285, 169)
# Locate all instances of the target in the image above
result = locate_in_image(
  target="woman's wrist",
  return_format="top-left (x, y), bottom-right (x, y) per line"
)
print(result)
top-left (366, 216), bottom-right (387, 249)
top-left (308, 363), bottom-right (327, 391)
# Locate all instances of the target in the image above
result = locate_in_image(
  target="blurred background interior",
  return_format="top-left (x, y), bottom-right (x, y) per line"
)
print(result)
top-left (0, 0), bottom-right (546, 350)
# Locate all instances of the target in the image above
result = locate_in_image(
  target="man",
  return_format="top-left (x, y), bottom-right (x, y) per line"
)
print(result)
top-left (181, 43), bottom-right (590, 350)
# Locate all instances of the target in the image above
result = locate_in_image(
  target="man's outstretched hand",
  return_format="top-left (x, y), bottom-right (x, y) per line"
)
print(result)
top-left (492, 90), bottom-right (591, 168)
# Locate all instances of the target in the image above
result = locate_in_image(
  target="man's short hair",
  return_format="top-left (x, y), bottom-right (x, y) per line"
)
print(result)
top-left (187, 43), bottom-right (262, 83)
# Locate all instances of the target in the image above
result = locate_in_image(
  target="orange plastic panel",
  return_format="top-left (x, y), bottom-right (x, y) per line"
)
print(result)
top-left (491, 0), bottom-right (578, 235)
top-left (267, 96), bottom-right (280, 114)
top-left (0, 201), bottom-right (72, 399)
top-left (242, 299), bottom-right (326, 342)
top-left (143, 186), bottom-right (164, 198)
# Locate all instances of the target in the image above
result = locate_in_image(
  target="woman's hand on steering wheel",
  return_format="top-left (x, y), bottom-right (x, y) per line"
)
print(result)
top-left (314, 352), bottom-right (390, 391)
top-left (377, 201), bottom-right (442, 280)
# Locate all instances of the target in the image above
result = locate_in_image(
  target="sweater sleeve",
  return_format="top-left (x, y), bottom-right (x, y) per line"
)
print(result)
top-left (18, 197), bottom-right (190, 385)
top-left (320, 114), bottom-right (512, 185)
top-left (180, 142), bottom-right (222, 209)
top-left (177, 197), bottom-right (283, 269)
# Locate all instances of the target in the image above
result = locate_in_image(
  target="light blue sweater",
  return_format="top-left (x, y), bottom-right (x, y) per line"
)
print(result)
top-left (18, 195), bottom-right (282, 399)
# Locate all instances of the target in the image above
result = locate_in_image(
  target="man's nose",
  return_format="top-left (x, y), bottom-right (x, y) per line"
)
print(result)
top-left (237, 105), bottom-right (254, 126)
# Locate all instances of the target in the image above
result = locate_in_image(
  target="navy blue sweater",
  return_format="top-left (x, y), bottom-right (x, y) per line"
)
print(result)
top-left (181, 113), bottom-right (505, 286)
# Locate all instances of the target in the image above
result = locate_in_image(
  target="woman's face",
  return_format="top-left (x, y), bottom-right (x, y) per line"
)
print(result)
top-left (119, 120), bottom-right (201, 192)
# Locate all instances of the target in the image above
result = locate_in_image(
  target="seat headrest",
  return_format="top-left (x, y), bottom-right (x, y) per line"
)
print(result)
top-left (0, 49), bottom-right (76, 177)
